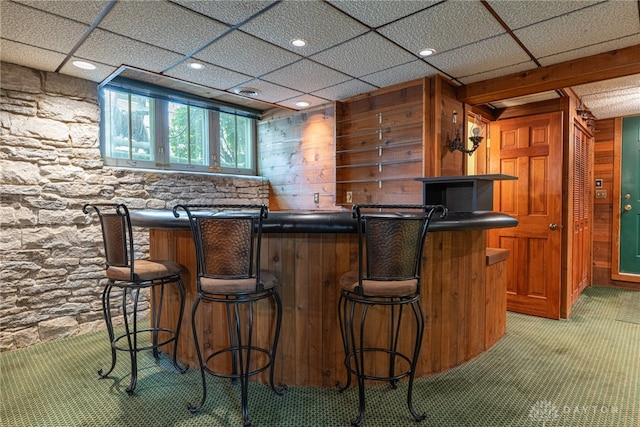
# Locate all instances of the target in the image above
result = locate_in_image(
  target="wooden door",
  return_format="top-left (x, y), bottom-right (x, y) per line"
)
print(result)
top-left (490, 112), bottom-right (563, 319)
top-left (619, 116), bottom-right (640, 273)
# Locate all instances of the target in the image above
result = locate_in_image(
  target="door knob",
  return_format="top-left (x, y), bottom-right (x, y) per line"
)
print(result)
top-left (624, 205), bottom-right (632, 211)
top-left (624, 193), bottom-right (631, 199)
top-left (549, 223), bottom-right (558, 230)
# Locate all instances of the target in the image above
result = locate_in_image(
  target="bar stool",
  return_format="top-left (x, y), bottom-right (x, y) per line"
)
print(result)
top-left (173, 204), bottom-right (285, 427)
top-left (82, 203), bottom-right (187, 395)
top-left (337, 203), bottom-right (447, 426)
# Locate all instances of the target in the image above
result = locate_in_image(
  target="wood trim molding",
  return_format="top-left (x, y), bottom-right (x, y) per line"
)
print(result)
top-left (611, 117), bottom-right (640, 283)
top-left (457, 44), bottom-right (640, 105)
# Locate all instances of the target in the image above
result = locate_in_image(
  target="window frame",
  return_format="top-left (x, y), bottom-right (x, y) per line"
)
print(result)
top-left (98, 78), bottom-right (260, 176)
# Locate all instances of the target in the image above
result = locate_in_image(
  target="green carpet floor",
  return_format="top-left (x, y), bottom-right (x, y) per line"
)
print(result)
top-left (1, 286), bottom-right (638, 426)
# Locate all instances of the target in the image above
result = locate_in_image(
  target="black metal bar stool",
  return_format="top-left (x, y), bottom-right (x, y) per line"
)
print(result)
top-left (337, 203), bottom-right (447, 426)
top-left (173, 204), bottom-right (285, 427)
top-left (83, 203), bottom-right (187, 395)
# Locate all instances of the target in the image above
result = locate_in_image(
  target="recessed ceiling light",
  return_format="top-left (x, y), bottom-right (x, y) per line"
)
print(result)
top-left (188, 62), bottom-right (204, 70)
top-left (233, 87), bottom-right (260, 97)
top-left (295, 101), bottom-right (311, 108)
top-left (292, 39), bottom-right (306, 47)
top-left (72, 60), bottom-right (96, 70)
top-left (419, 48), bottom-right (436, 57)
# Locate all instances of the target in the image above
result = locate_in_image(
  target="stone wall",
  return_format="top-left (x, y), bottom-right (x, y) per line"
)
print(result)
top-left (0, 62), bottom-right (268, 351)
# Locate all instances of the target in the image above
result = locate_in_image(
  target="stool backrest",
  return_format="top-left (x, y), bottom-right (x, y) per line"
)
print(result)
top-left (83, 203), bottom-right (135, 272)
top-left (173, 204), bottom-right (267, 285)
top-left (353, 204), bottom-right (447, 292)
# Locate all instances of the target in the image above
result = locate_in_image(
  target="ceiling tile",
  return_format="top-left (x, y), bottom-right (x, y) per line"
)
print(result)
top-left (514, 1), bottom-right (640, 59)
top-left (13, 0), bottom-right (112, 25)
top-left (537, 34), bottom-right (640, 66)
top-left (0, 40), bottom-right (66, 73)
top-left (456, 60), bottom-right (537, 85)
top-left (1, 1), bottom-right (89, 53)
top-left (278, 94), bottom-right (332, 111)
top-left (74, 29), bottom-right (185, 72)
top-left (164, 60), bottom-right (253, 92)
top-left (573, 74), bottom-right (640, 119)
top-left (486, 0), bottom-right (602, 30)
top-left (379, 1), bottom-right (505, 55)
top-left (240, 0), bottom-right (369, 55)
top-left (428, 34), bottom-right (532, 80)
top-left (261, 59), bottom-right (352, 93)
top-left (194, 31), bottom-right (302, 78)
top-left (58, 57), bottom-right (116, 83)
top-left (311, 79), bottom-right (377, 102)
top-left (578, 87), bottom-right (640, 120)
top-left (310, 32), bottom-right (417, 77)
top-left (328, 0), bottom-right (440, 28)
top-left (98, 1), bottom-right (229, 55)
top-left (229, 79), bottom-right (305, 104)
top-left (359, 59), bottom-right (437, 88)
top-left (171, 0), bottom-right (275, 26)
top-left (489, 91), bottom-right (560, 109)
top-left (574, 74), bottom-right (640, 95)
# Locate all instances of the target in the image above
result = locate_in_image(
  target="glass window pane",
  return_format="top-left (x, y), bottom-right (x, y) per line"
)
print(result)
top-left (103, 89), bottom-right (153, 162)
top-left (169, 103), bottom-right (189, 164)
top-left (104, 90), bottom-right (130, 159)
top-left (190, 107), bottom-right (206, 166)
top-left (130, 94), bottom-right (153, 161)
top-left (169, 103), bottom-right (207, 166)
top-left (219, 112), bottom-right (236, 168)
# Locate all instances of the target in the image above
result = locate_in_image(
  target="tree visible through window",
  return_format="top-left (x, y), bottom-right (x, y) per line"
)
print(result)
top-left (169, 103), bottom-right (206, 166)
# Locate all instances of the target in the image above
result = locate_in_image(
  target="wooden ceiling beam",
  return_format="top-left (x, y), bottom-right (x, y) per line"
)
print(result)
top-left (456, 44), bottom-right (640, 105)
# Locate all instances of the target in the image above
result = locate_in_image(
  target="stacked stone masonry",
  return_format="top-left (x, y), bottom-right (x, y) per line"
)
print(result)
top-left (0, 62), bottom-right (268, 351)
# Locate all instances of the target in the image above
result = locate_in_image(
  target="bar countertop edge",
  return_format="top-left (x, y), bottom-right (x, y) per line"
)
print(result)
top-left (130, 210), bottom-right (518, 233)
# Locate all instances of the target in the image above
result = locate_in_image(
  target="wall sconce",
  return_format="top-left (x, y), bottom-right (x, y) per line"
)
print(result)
top-left (447, 111), bottom-right (484, 156)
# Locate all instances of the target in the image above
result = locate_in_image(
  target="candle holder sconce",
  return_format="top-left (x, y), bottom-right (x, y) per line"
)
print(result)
top-left (447, 111), bottom-right (484, 156)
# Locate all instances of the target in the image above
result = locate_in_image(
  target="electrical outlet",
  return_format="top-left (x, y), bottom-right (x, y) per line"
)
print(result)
top-left (346, 191), bottom-right (353, 203)
top-left (314, 192), bottom-right (319, 204)
top-left (595, 190), bottom-right (607, 199)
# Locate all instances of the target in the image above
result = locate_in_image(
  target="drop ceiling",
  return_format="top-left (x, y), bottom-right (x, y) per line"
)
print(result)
top-left (2, 0), bottom-right (639, 119)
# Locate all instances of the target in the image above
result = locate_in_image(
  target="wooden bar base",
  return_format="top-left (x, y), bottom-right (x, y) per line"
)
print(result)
top-left (150, 228), bottom-right (508, 387)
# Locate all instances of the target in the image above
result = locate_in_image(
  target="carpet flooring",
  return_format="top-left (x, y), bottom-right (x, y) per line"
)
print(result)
top-left (1, 286), bottom-right (638, 426)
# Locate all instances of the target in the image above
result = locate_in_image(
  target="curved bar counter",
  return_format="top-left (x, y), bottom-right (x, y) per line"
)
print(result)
top-left (132, 210), bottom-right (516, 387)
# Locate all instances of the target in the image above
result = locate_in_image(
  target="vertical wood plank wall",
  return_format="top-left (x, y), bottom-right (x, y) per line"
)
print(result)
top-left (151, 228), bottom-right (508, 387)
top-left (592, 118), bottom-right (636, 288)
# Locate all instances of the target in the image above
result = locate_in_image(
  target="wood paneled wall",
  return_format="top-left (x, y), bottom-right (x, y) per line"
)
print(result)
top-left (592, 118), bottom-right (636, 288)
top-left (257, 76), bottom-right (471, 212)
top-left (258, 105), bottom-right (340, 211)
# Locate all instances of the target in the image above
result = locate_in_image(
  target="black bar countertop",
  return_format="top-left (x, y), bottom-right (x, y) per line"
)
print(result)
top-left (129, 209), bottom-right (517, 233)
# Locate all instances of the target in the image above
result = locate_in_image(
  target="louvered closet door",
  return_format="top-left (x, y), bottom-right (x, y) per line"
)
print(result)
top-left (571, 125), bottom-right (592, 302)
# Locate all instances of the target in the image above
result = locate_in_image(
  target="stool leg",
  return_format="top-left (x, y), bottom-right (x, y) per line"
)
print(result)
top-left (238, 302), bottom-right (251, 427)
top-left (124, 287), bottom-right (140, 395)
top-left (99, 281), bottom-right (117, 379)
top-left (269, 291), bottom-right (286, 395)
top-left (151, 282), bottom-right (163, 360)
top-left (171, 278), bottom-right (188, 373)
top-left (388, 302), bottom-right (403, 389)
top-left (351, 302), bottom-right (369, 427)
top-left (407, 300), bottom-right (427, 422)
top-left (336, 293), bottom-right (352, 392)
top-left (226, 300), bottom-right (239, 385)
top-left (188, 297), bottom-right (207, 413)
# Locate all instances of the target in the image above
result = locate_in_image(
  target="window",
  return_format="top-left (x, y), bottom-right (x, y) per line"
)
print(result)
top-left (99, 80), bottom-right (259, 175)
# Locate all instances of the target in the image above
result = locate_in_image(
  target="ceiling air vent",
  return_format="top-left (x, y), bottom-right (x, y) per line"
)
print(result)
top-left (233, 87), bottom-right (260, 97)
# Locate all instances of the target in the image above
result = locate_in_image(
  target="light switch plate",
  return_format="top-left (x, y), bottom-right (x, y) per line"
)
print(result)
top-left (595, 190), bottom-right (607, 199)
